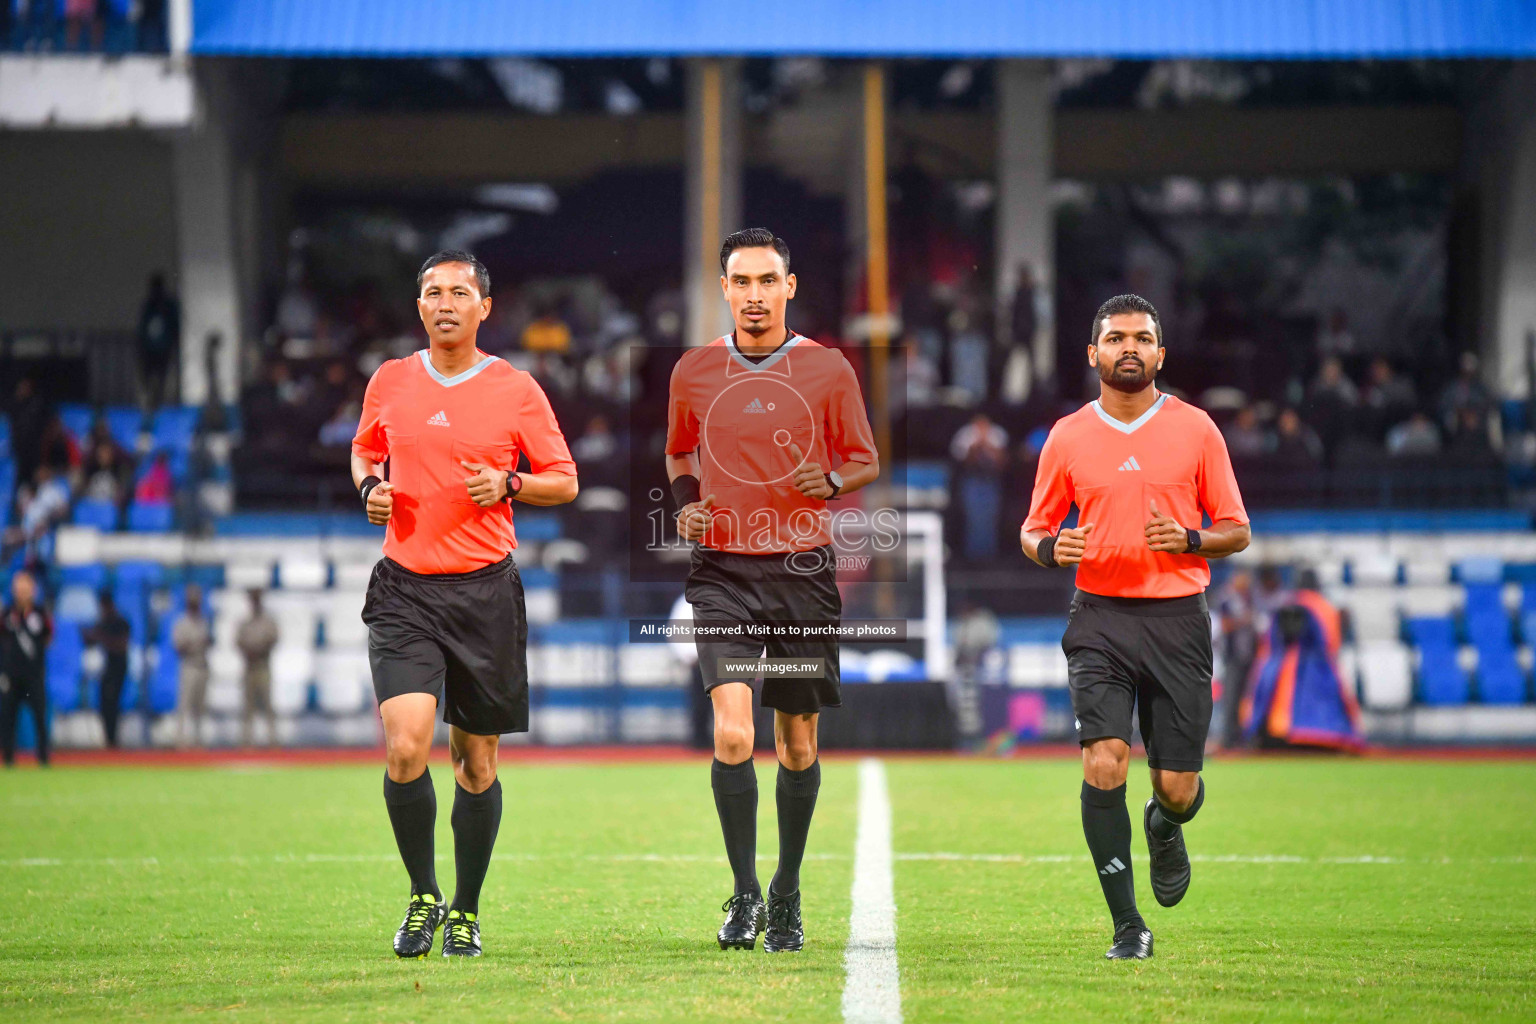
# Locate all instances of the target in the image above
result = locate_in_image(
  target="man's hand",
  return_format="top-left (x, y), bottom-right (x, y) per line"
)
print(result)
top-left (1145, 500), bottom-right (1189, 553)
top-left (366, 481), bottom-right (395, 525)
top-left (787, 442), bottom-right (833, 499)
top-left (1053, 522), bottom-right (1095, 565)
top-left (461, 461), bottom-right (509, 507)
top-left (677, 494), bottom-right (716, 541)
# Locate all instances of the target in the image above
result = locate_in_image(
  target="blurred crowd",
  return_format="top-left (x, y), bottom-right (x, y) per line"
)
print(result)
top-left (4, 0), bottom-right (168, 53)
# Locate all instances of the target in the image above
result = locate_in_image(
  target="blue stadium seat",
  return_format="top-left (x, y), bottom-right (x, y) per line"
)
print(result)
top-left (1406, 617), bottom-right (1469, 705)
top-left (57, 402), bottom-right (94, 445)
top-left (150, 636), bottom-right (180, 714)
top-left (0, 458), bottom-right (14, 526)
top-left (151, 406), bottom-right (200, 453)
top-left (1476, 647), bottom-right (1526, 705)
top-left (59, 562), bottom-right (109, 590)
top-left (46, 621), bottom-right (84, 713)
top-left (103, 406), bottom-right (144, 451)
top-left (71, 498), bottom-right (119, 530)
top-left (1463, 583), bottom-right (1511, 644)
top-left (115, 560), bottom-right (167, 591)
top-left (127, 501), bottom-right (174, 532)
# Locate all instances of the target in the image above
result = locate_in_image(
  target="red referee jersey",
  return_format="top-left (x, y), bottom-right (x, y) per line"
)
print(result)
top-left (666, 333), bottom-right (877, 555)
top-left (352, 350), bottom-right (576, 574)
top-left (1023, 392), bottom-right (1248, 598)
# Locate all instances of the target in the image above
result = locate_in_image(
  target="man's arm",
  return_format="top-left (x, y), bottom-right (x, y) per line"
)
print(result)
top-left (1144, 504), bottom-right (1251, 558)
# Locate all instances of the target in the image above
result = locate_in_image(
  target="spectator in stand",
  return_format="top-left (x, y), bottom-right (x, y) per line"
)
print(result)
top-left (317, 383), bottom-right (364, 449)
top-left (134, 452), bottom-right (173, 505)
top-left (1386, 411), bottom-right (1442, 458)
top-left (1216, 569), bottom-right (1259, 750)
top-left (1447, 406), bottom-right (1498, 462)
top-left (172, 584), bottom-right (211, 748)
top-left (1273, 408), bottom-right (1324, 464)
top-left (1222, 406), bottom-right (1272, 459)
top-left (0, 570), bottom-right (52, 767)
top-left (947, 304), bottom-right (990, 404)
top-left (950, 412), bottom-right (1008, 560)
top-left (138, 273), bottom-right (180, 410)
top-left (1437, 352), bottom-right (1492, 436)
top-left (1363, 358), bottom-right (1416, 439)
top-left (572, 414), bottom-right (617, 464)
top-left (20, 464), bottom-right (69, 540)
top-left (235, 589), bottom-right (279, 747)
top-left (898, 336), bottom-right (939, 413)
top-left (82, 434), bottom-right (133, 509)
top-left (7, 378), bottom-right (49, 484)
top-left (1306, 355), bottom-right (1360, 453)
top-left (36, 414), bottom-right (79, 482)
top-left (64, 0), bottom-right (100, 50)
top-left (522, 305), bottom-right (572, 353)
top-left (1315, 307), bottom-right (1358, 361)
top-left (85, 590), bottom-right (130, 748)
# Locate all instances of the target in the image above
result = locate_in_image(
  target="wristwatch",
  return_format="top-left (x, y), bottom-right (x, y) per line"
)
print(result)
top-left (826, 470), bottom-right (844, 499)
top-left (1185, 528), bottom-right (1202, 554)
top-left (504, 470), bottom-right (524, 503)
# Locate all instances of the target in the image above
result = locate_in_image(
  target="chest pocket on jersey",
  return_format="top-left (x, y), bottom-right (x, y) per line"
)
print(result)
top-left (707, 424), bottom-right (817, 489)
top-left (450, 440), bottom-right (517, 504)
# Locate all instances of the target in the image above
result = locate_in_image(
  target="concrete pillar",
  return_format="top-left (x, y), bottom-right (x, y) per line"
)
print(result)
top-left (173, 61), bottom-right (244, 406)
top-left (1476, 65), bottom-right (1536, 399)
top-left (683, 59), bottom-right (742, 346)
top-left (995, 60), bottom-right (1055, 390)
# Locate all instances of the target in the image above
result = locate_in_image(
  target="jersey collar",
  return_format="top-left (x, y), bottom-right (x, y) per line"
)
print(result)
top-left (725, 330), bottom-right (801, 373)
top-left (1091, 390), bottom-right (1168, 434)
top-left (417, 348), bottom-right (500, 387)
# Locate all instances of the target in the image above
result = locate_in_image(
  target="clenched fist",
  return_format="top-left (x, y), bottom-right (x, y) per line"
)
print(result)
top-left (677, 494), bottom-right (716, 541)
top-left (366, 481), bottom-right (395, 525)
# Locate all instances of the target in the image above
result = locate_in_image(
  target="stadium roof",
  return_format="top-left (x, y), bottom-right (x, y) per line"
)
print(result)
top-left (192, 0), bottom-right (1536, 59)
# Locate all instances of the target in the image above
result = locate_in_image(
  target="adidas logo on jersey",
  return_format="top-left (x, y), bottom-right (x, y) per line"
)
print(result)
top-left (743, 397), bottom-right (767, 414)
top-left (1117, 456), bottom-right (1142, 472)
top-left (1098, 857), bottom-right (1127, 876)
top-left (427, 410), bottom-right (450, 427)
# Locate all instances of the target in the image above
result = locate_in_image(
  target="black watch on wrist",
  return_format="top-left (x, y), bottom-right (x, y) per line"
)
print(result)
top-left (1185, 528), bottom-right (1202, 554)
top-left (826, 470), bottom-right (844, 499)
top-left (504, 471), bottom-right (524, 503)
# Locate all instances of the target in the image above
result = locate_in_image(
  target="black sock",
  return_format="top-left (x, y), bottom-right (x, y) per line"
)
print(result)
top-left (1149, 777), bottom-right (1205, 840)
top-left (711, 757), bottom-right (760, 896)
top-left (450, 778), bottom-right (503, 916)
top-left (383, 767), bottom-right (441, 900)
top-left (1081, 781), bottom-right (1143, 932)
top-left (770, 759), bottom-right (821, 896)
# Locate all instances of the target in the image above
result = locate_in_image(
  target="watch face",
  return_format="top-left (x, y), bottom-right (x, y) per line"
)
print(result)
top-left (829, 471), bottom-right (843, 489)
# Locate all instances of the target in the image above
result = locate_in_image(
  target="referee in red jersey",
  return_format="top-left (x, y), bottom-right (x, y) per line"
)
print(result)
top-left (1021, 294), bottom-right (1251, 960)
top-left (667, 228), bottom-right (879, 953)
top-left (351, 250), bottom-right (578, 958)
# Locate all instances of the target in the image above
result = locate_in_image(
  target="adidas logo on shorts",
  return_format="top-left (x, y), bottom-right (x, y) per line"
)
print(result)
top-left (1098, 856), bottom-right (1127, 876)
top-left (743, 397), bottom-right (767, 414)
top-left (1117, 456), bottom-right (1142, 472)
top-left (428, 410), bottom-right (450, 426)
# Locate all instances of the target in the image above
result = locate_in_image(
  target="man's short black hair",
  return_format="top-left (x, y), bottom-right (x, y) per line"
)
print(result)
top-left (1092, 293), bottom-right (1162, 346)
top-left (720, 228), bottom-right (791, 275)
top-left (418, 249), bottom-right (491, 297)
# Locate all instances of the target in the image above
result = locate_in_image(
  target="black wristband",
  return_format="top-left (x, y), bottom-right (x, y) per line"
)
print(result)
top-left (670, 474), bottom-right (702, 509)
top-left (504, 470), bottom-right (523, 503)
top-left (1186, 528), bottom-right (1202, 554)
top-left (359, 475), bottom-right (382, 507)
top-left (1036, 534), bottom-right (1059, 568)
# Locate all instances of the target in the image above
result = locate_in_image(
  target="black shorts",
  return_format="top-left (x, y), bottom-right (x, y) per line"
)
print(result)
top-left (1061, 589), bottom-right (1213, 772)
top-left (363, 554), bottom-right (528, 736)
top-left (685, 545), bottom-right (842, 715)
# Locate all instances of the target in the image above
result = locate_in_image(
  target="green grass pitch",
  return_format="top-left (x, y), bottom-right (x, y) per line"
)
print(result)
top-left (1, 755), bottom-right (1532, 1022)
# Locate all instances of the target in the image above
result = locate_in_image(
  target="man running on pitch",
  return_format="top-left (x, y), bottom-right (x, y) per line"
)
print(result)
top-left (1021, 294), bottom-right (1250, 959)
top-left (667, 228), bottom-right (879, 952)
top-left (352, 249), bottom-right (578, 958)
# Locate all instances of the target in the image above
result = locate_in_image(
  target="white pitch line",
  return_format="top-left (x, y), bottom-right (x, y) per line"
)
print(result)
top-left (842, 758), bottom-right (902, 1024)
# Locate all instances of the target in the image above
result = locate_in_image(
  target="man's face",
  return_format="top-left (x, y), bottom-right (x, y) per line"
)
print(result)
top-left (12, 572), bottom-right (35, 606)
top-left (1089, 312), bottom-right (1162, 394)
top-left (721, 246), bottom-right (795, 339)
top-left (417, 263), bottom-right (492, 346)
